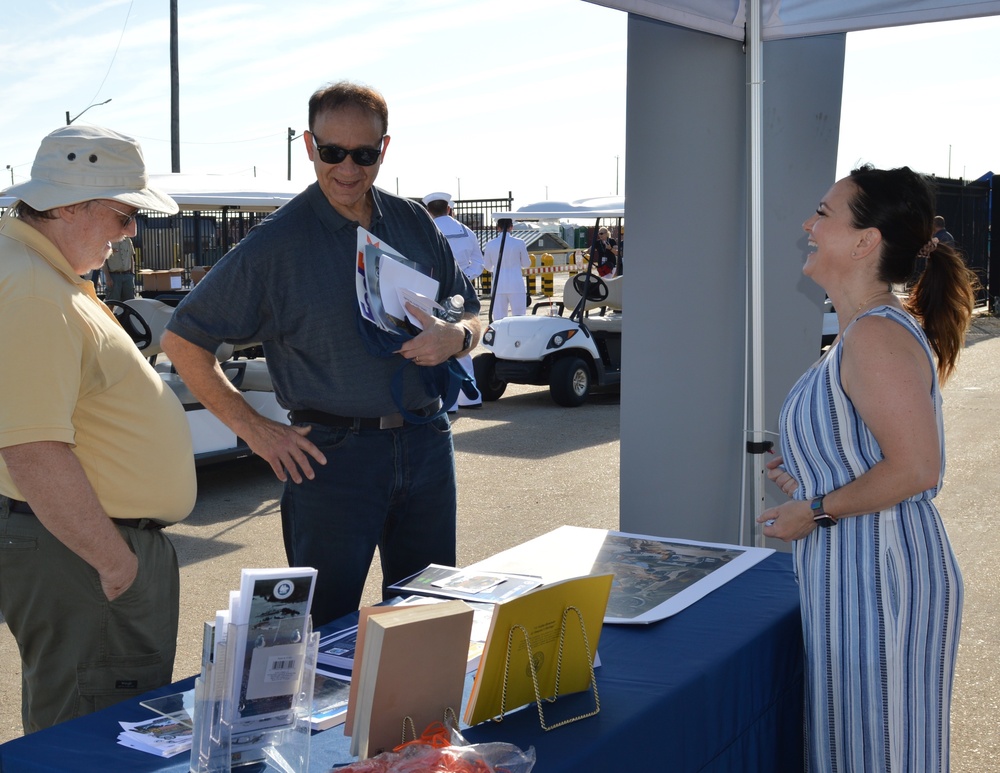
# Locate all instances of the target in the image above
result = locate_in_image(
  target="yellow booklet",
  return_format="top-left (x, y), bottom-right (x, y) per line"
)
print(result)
top-left (464, 573), bottom-right (613, 727)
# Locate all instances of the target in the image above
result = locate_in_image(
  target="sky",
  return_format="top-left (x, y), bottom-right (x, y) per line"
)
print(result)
top-left (2, 2), bottom-right (999, 209)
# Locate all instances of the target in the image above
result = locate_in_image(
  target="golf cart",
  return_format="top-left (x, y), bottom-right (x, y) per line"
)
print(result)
top-left (108, 297), bottom-right (288, 465)
top-left (473, 197), bottom-right (624, 407)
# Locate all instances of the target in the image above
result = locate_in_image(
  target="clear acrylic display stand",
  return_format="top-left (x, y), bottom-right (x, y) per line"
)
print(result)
top-left (189, 614), bottom-right (318, 772)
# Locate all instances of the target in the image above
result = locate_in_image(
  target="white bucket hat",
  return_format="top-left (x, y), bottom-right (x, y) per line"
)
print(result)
top-left (2, 125), bottom-right (178, 214)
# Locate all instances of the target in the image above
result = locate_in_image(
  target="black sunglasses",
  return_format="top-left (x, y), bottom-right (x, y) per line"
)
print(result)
top-left (311, 134), bottom-right (385, 166)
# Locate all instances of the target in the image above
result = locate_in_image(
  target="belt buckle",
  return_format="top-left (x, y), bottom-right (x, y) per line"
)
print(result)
top-left (379, 413), bottom-right (404, 430)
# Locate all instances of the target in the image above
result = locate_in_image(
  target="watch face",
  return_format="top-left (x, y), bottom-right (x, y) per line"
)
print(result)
top-left (814, 514), bottom-right (837, 528)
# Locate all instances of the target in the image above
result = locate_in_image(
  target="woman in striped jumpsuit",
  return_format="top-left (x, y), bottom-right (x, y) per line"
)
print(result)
top-left (759, 166), bottom-right (976, 772)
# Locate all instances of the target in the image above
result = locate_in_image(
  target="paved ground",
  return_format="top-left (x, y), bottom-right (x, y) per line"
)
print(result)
top-left (0, 310), bottom-right (996, 773)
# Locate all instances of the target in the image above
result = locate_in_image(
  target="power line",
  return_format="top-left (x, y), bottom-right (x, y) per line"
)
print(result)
top-left (83, 0), bottom-right (134, 108)
top-left (129, 132), bottom-right (290, 146)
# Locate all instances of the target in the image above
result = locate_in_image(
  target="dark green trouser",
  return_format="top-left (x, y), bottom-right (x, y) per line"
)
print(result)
top-left (0, 500), bottom-right (179, 733)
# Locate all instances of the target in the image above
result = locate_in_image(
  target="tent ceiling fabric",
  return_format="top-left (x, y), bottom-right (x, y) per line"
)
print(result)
top-left (585, 0), bottom-right (1000, 40)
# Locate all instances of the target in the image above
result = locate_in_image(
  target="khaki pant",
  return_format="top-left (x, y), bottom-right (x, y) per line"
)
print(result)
top-left (0, 499), bottom-right (179, 733)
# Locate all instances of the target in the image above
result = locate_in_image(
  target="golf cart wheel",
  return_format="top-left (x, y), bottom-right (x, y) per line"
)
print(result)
top-left (549, 356), bottom-right (591, 407)
top-left (473, 352), bottom-right (507, 401)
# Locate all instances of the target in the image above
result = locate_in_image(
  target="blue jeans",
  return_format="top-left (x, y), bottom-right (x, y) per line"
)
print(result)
top-left (280, 415), bottom-right (457, 627)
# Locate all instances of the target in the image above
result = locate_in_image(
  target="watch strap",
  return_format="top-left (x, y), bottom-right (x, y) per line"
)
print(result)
top-left (810, 496), bottom-right (837, 527)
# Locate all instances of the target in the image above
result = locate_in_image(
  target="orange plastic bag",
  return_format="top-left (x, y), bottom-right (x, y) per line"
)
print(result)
top-left (331, 722), bottom-right (535, 773)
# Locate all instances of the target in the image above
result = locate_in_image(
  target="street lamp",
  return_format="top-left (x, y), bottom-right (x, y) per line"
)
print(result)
top-left (5, 165), bottom-right (13, 185)
top-left (66, 99), bottom-right (112, 125)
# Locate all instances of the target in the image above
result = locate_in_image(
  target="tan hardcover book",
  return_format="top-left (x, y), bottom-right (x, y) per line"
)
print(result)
top-left (343, 605), bottom-right (407, 738)
top-left (349, 599), bottom-right (474, 759)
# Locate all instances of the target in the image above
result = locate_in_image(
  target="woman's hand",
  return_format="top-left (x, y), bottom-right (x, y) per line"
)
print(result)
top-left (766, 455), bottom-right (799, 498)
top-left (758, 499), bottom-right (816, 542)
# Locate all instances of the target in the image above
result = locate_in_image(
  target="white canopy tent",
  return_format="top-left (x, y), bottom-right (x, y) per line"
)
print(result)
top-left (584, 0), bottom-right (1000, 546)
top-left (587, 0), bottom-right (1000, 39)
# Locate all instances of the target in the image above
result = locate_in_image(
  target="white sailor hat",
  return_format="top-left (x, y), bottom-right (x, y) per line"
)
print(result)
top-left (422, 191), bottom-right (453, 206)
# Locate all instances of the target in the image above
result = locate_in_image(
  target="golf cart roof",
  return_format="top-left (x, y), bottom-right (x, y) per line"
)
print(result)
top-left (0, 172), bottom-right (305, 212)
top-left (147, 173), bottom-right (304, 210)
top-left (491, 196), bottom-right (625, 222)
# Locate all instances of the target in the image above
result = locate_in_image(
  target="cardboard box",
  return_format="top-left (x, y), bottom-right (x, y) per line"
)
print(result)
top-left (190, 266), bottom-right (211, 285)
top-left (140, 269), bottom-right (184, 292)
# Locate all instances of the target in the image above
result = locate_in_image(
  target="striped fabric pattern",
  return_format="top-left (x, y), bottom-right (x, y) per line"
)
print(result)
top-left (780, 306), bottom-right (963, 772)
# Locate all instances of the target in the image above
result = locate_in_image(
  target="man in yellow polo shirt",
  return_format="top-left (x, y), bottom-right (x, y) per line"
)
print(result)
top-left (0, 126), bottom-right (196, 733)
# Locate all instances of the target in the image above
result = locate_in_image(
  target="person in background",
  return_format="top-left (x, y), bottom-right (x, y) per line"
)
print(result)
top-left (909, 214), bottom-right (957, 288)
top-left (589, 227), bottom-right (618, 277)
top-left (0, 125), bottom-right (196, 732)
top-left (483, 218), bottom-right (531, 319)
top-left (932, 214), bottom-right (956, 246)
top-left (103, 234), bottom-right (136, 301)
top-left (760, 165), bottom-right (975, 772)
top-left (162, 81), bottom-right (481, 628)
top-left (424, 191), bottom-right (483, 410)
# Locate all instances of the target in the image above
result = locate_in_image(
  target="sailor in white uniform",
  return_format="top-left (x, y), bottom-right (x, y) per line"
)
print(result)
top-left (423, 191), bottom-right (483, 408)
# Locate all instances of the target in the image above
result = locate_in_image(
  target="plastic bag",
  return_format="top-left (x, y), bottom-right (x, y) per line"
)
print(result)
top-left (331, 721), bottom-right (535, 773)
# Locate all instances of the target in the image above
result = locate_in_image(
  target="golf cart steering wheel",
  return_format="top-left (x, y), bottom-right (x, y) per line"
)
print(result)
top-left (106, 300), bottom-right (153, 351)
top-left (572, 272), bottom-right (609, 302)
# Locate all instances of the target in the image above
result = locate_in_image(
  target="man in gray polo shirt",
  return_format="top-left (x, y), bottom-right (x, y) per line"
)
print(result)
top-left (162, 81), bottom-right (480, 626)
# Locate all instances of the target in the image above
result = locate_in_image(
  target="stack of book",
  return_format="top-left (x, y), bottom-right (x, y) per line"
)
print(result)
top-left (117, 715), bottom-right (193, 758)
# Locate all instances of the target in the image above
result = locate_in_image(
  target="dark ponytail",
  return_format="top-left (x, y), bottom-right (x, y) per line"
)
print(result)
top-left (904, 240), bottom-right (977, 382)
top-left (848, 165), bottom-right (977, 382)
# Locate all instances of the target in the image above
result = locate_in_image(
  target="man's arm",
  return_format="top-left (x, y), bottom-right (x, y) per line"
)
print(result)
top-left (1, 442), bottom-right (137, 601)
top-left (160, 330), bottom-right (326, 483)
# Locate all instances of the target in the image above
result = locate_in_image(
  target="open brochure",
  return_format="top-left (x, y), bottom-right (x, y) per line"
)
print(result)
top-left (388, 564), bottom-right (543, 604)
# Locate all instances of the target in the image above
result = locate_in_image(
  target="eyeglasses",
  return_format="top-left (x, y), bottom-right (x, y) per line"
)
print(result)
top-left (95, 200), bottom-right (138, 229)
top-left (311, 133), bottom-right (385, 166)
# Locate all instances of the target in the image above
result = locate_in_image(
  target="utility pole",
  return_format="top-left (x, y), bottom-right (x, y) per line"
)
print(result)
top-left (287, 128), bottom-right (299, 181)
top-left (170, 0), bottom-right (180, 172)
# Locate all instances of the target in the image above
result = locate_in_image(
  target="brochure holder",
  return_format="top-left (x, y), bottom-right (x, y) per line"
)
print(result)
top-left (190, 615), bottom-right (318, 772)
top-left (498, 605), bottom-right (600, 731)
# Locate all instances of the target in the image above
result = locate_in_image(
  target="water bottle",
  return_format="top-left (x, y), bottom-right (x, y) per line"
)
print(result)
top-left (441, 294), bottom-right (465, 323)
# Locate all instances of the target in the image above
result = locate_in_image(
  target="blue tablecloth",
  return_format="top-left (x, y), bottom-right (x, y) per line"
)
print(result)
top-left (0, 552), bottom-right (803, 772)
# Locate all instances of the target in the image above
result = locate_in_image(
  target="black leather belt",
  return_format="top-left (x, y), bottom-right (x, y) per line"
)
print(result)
top-left (6, 499), bottom-right (166, 530)
top-left (290, 399), bottom-right (442, 431)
